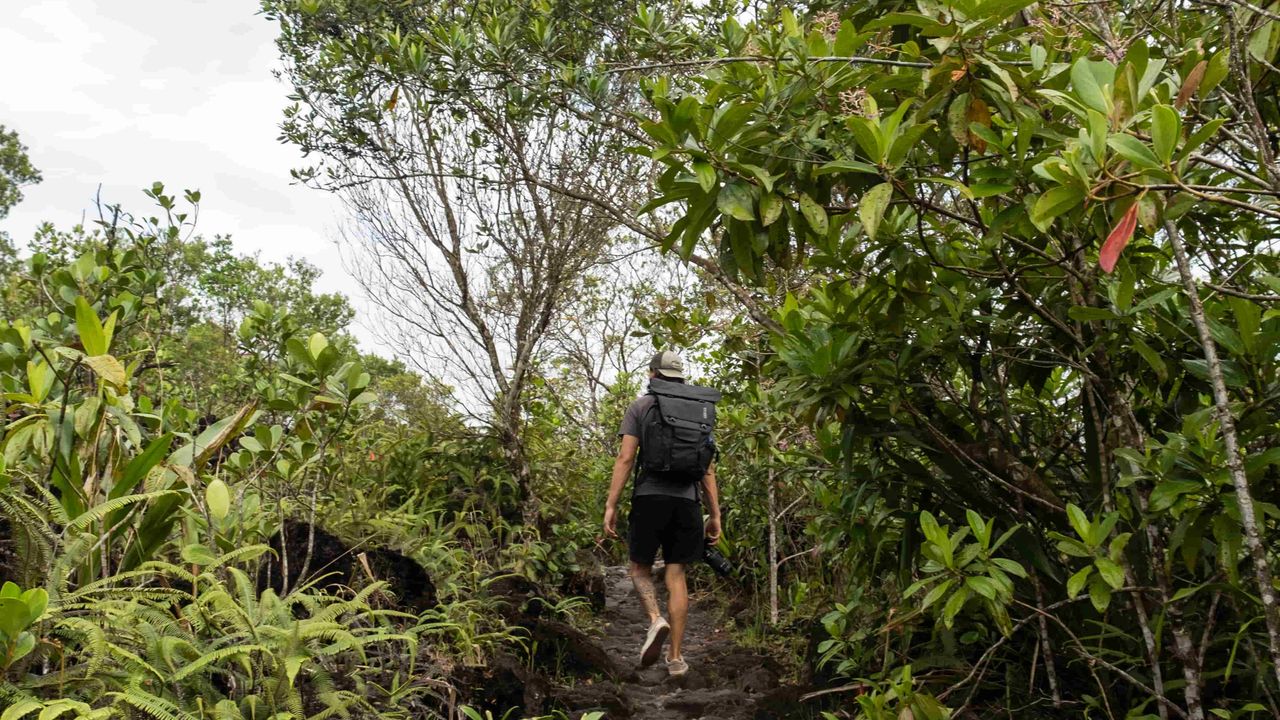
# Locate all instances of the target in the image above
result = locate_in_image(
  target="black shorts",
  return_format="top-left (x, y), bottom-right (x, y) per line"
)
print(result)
top-left (628, 495), bottom-right (703, 565)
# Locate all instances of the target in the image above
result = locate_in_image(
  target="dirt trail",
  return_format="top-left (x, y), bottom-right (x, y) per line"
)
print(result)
top-left (556, 565), bottom-right (784, 719)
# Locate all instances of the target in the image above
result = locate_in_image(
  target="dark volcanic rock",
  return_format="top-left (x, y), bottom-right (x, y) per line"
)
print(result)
top-left (530, 618), bottom-right (617, 678)
top-left (483, 571), bottom-right (545, 619)
top-left (453, 653), bottom-right (550, 716)
top-left (663, 688), bottom-right (747, 716)
top-left (752, 681), bottom-right (814, 717)
top-left (0, 517), bottom-right (15, 584)
top-left (560, 549), bottom-right (607, 612)
top-left (551, 682), bottom-right (633, 718)
top-left (802, 615), bottom-right (840, 687)
top-left (735, 666), bottom-right (777, 694)
top-left (260, 520), bottom-right (436, 611)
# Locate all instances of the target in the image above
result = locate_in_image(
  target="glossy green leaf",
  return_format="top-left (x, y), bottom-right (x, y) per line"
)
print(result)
top-left (759, 193), bottom-right (784, 226)
top-left (1150, 105), bottom-right (1180, 165)
top-left (1094, 557), bottom-right (1125, 589)
top-left (1066, 504), bottom-right (1092, 543)
top-left (74, 297), bottom-right (108, 357)
top-left (1107, 134), bottom-right (1162, 170)
top-left (1030, 186), bottom-right (1084, 232)
top-left (693, 161), bottom-right (717, 193)
top-left (206, 478), bottom-right (230, 523)
top-left (1070, 59), bottom-right (1111, 113)
top-left (859, 183), bottom-right (893, 241)
top-left (797, 193), bottom-right (828, 236)
top-left (717, 183), bottom-right (756, 222)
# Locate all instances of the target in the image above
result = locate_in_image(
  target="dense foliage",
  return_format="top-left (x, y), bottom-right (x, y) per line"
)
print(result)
top-left (633, 2), bottom-right (1280, 717)
top-left (6, 0), bottom-right (1280, 718)
top-left (258, 0), bottom-right (1280, 716)
top-left (0, 189), bottom-right (616, 719)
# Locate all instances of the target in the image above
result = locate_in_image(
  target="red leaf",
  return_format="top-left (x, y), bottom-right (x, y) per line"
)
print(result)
top-left (1100, 203), bottom-right (1139, 273)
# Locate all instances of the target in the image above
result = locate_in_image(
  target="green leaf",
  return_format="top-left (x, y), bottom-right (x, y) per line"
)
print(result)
top-left (941, 585), bottom-right (970, 627)
top-left (817, 160), bottom-right (880, 176)
top-left (859, 183), bottom-right (893, 241)
top-left (74, 297), bottom-right (108, 357)
top-left (847, 117), bottom-right (885, 163)
top-left (797, 193), bottom-right (829, 236)
top-left (947, 93), bottom-right (971, 145)
top-left (1132, 338), bottom-right (1167, 381)
top-left (1066, 566), bottom-right (1092, 599)
top-left (921, 578), bottom-right (955, 609)
top-left (1150, 105), bottom-right (1181, 165)
top-left (1070, 59), bottom-right (1111, 113)
top-left (1030, 45), bottom-right (1047, 71)
top-left (112, 433), bottom-right (173, 500)
top-left (1201, 50), bottom-right (1230, 96)
top-left (21, 588), bottom-right (47, 625)
top-left (1149, 479), bottom-right (1203, 513)
top-left (182, 543), bottom-right (218, 566)
top-left (308, 332), bottom-right (329, 360)
top-left (1088, 574), bottom-right (1112, 612)
top-left (1066, 503), bottom-right (1092, 543)
top-left (965, 576), bottom-right (999, 601)
top-left (919, 510), bottom-right (945, 546)
top-left (1094, 557), bottom-right (1125, 589)
top-left (1067, 306), bottom-right (1118, 322)
top-left (693, 161), bottom-right (717, 193)
top-left (1177, 118), bottom-right (1225, 160)
top-left (710, 102), bottom-right (756, 146)
top-left (1107, 134), bottom-right (1162, 170)
top-left (10, 631), bottom-right (34, 664)
top-left (759, 193), bottom-right (784, 226)
top-left (1030, 186), bottom-right (1084, 232)
top-left (66, 491), bottom-right (177, 531)
top-left (205, 478), bottom-right (230, 523)
top-left (1, 700), bottom-right (42, 720)
top-left (992, 557), bottom-right (1027, 578)
top-left (84, 354), bottom-right (127, 387)
top-left (717, 183), bottom-right (756, 222)
top-left (0, 598), bottom-right (30, 637)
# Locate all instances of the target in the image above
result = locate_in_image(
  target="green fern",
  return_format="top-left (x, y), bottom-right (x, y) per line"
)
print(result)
top-left (108, 682), bottom-right (197, 720)
top-left (64, 492), bottom-right (178, 532)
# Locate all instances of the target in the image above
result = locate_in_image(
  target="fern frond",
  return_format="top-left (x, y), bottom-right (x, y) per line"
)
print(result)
top-left (102, 640), bottom-right (165, 681)
top-left (207, 544), bottom-right (271, 570)
top-left (35, 698), bottom-right (93, 720)
top-left (171, 644), bottom-right (267, 681)
top-left (64, 492), bottom-right (178, 532)
top-left (108, 684), bottom-right (198, 720)
top-left (1, 700), bottom-right (42, 720)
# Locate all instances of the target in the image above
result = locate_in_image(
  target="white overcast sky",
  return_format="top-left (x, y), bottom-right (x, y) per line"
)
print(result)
top-left (0, 0), bottom-right (379, 346)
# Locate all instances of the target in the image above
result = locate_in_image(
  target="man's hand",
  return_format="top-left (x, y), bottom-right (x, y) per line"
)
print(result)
top-left (705, 514), bottom-right (722, 544)
top-left (603, 504), bottom-right (618, 538)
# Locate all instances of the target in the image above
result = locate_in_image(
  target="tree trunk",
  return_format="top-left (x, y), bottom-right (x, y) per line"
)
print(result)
top-left (1165, 218), bottom-right (1280, 686)
top-left (767, 466), bottom-right (779, 626)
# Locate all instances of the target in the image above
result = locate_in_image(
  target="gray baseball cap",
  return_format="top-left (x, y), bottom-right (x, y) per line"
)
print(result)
top-left (649, 350), bottom-right (685, 380)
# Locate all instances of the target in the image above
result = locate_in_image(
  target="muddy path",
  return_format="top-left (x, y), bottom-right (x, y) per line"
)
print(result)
top-left (553, 565), bottom-right (791, 720)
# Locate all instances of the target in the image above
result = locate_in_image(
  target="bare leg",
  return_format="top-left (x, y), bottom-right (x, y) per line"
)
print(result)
top-left (665, 563), bottom-right (689, 660)
top-left (630, 561), bottom-right (662, 623)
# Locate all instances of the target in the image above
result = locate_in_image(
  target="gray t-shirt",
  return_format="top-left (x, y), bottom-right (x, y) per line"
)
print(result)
top-left (619, 394), bottom-right (706, 501)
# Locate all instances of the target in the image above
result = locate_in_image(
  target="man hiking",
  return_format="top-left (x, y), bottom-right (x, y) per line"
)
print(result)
top-left (602, 350), bottom-right (722, 677)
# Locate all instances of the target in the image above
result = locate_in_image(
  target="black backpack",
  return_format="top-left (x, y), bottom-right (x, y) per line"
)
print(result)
top-left (638, 378), bottom-right (721, 482)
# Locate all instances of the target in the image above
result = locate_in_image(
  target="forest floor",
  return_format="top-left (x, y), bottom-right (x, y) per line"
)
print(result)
top-left (556, 565), bottom-right (791, 719)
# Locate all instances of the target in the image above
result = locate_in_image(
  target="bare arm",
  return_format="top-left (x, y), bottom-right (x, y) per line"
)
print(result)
top-left (603, 434), bottom-right (638, 537)
top-left (701, 462), bottom-right (722, 542)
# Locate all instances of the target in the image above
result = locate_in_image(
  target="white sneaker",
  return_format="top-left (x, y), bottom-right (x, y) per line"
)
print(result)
top-left (639, 617), bottom-right (670, 667)
top-left (667, 656), bottom-right (689, 676)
